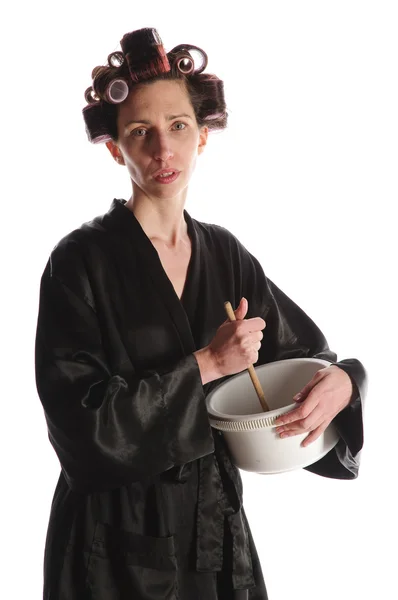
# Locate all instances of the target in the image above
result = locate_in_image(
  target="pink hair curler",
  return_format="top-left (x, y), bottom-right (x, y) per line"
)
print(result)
top-left (105, 79), bottom-right (129, 103)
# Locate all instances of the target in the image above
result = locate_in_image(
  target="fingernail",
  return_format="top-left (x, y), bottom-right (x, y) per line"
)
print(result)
top-left (293, 393), bottom-right (303, 401)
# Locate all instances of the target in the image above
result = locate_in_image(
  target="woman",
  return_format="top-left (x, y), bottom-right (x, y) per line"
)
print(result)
top-left (35, 27), bottom-right (366, 600)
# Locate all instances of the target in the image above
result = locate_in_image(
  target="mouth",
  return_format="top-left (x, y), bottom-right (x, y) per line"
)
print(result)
top-left (153, 170), bottom-right (180, 184)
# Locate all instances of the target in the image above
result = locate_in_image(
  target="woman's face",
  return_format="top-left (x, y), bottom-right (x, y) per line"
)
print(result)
top-left (106, 79), bottom-right (208, 201)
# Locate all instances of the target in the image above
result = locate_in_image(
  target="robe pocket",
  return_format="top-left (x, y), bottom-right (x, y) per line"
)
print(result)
top-left (86, 521), bottom-right (178, 600)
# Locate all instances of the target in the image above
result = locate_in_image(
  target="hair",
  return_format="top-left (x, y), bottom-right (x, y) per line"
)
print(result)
top-left (83, 30), bottom-right (228, 143)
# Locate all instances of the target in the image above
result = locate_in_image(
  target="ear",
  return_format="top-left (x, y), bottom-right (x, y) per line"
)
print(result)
top-left (197, 126), bottom-right (208, 156)
top-left (105, 141), bottom-right (125, 165)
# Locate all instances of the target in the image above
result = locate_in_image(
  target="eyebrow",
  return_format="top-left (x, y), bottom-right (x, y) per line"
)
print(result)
top-left (124, 114), bottom-right (193, 129)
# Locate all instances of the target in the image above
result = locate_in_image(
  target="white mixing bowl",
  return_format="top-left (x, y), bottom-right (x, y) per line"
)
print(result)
top-left (206, 358), bottom-right (340, 474)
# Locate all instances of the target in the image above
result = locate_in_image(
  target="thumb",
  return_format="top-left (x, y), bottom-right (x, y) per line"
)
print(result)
top-left (234, 297), bottom-right (248, 321)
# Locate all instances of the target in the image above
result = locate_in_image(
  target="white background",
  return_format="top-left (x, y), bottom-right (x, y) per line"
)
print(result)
top-left (1, 1), bottom-right (397, 598)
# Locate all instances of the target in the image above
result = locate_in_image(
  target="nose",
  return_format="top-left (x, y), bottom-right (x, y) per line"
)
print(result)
top-left (151, 130), bottom-right (174, 163)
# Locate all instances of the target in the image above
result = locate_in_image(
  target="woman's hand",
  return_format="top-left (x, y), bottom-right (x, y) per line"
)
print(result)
top-left (194, 297), bottom-right (266, 384)
top-left (274, 365), bottom-right (354, 447)
top-left (207, 297), bottom-right (265, 376)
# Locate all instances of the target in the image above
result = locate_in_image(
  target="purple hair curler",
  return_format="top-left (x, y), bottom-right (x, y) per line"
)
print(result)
top-left (105, 79), bottom-right (129, 104)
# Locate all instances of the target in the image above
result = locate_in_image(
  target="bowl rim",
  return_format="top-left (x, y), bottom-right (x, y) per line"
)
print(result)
top-left (206, 357), bottom-right (332, 421)
top-left (208, 403), bottom-right (297, 430)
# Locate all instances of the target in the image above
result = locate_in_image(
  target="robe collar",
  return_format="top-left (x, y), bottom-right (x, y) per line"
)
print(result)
top-left (103, 198), bottom-right (200, 357)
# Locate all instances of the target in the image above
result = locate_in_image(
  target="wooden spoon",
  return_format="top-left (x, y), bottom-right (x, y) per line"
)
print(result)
top-left (224, 301), bottom-right (270, 413)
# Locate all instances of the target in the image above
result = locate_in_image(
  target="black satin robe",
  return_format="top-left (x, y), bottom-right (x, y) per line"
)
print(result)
top-left (35, 198), bottom-right (366, 599)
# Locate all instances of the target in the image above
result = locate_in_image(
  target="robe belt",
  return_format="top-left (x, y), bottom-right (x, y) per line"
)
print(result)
top-left (170, 432), bottom-right (256, 590)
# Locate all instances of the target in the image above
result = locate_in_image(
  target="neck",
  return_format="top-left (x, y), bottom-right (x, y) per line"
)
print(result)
top-left (125, 193), bottom-right (189, 249)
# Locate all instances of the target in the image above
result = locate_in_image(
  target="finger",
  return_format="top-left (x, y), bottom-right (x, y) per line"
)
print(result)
top-left (276, 409), bottom-right (324, 436)
top-left (277, 426), bottom-right (303, 438)
top-left (222, 299), bottom-right (244, 325)
top-left (247, 331), bottom-right (263, 344)
top-left (301, 422), bottom-right (328, 447)
top-left (279, 416), bottom-right (329, 439)
top-left (234, 297), bottom-right (248, 320)
top-left (223, 299), bottom-right (246, 324)
top-left (292, 368), bottom-right (328, 402)
top-left (240, 337), bottom-right (262, 354)
top-left (237, 318), bottom-right (266, 333)
top-left (274, 389), bottom-right (321, 427)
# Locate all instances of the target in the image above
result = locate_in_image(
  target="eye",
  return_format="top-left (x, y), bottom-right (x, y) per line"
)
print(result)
top-left (129, 122), bottom-right (187, 138)
top-left (131, 128), bottom-right (147, 137)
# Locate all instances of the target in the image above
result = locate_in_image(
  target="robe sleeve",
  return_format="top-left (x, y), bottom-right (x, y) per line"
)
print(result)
top-left (35, 250), bottom-right (214, 493)
top-left (243, 251), bottom-right (366, 480)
